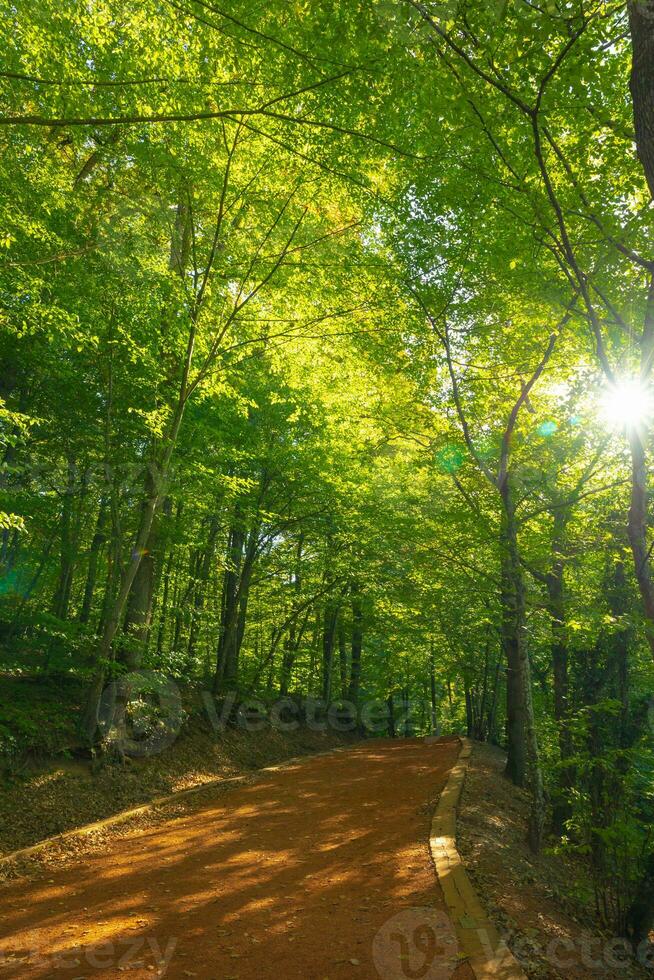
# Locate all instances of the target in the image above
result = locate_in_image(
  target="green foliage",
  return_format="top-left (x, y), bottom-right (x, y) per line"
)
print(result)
top-left (0, 677), bottom-right (84, 771)
top-left (561, 700), bottom-right (654, 932)
top-left (0, 0), bottom-right (653, 941)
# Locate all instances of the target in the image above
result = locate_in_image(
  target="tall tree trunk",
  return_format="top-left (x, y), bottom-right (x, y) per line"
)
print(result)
top-left (627, 422), bottom-right (654, 659)
top-left (214, 520), bottom-right (245, 692)
top-left (402, 685), bottom-right (411, 736)
top-left (627, 855), bottom-right (654, 945)
top-left (464, 682), bottom-right (473, 738)
top-left (82, 450), bottom-right (175, 737)
top-left (51, 457), bottom-right (77, 620)
top-left (97, 522), bottom-right (120, 636)
top-left (499, 479), bottom-right (545, 852)
top-left (155, 547), bottom-right (174, 657)
top-left (82, 188), bottom-right (194, 738)
top-left (171, 548), bottom-right (196, 653)
top-left (79, 498), bottom-right (107, 626)
top-left (348, 585), bottom-right (363, 702)
top-left (153, 498), bottom-right (178, 658)
top-left (628, 0), bottom-right (654, 199)
top-left (308, 608), bottom-right (320, 696)
top-left (117, 470), bottom-right (166, 670)
top-left (475, 637), bottom-right (490, 740)
top-left (279, 536), bottom-right (304, 697)
top-left (627, 13), bottom-right (654, 664)
top-left (119, 536), bottom-right (156, 670)
top-left (186, 515), bottom-right (220, 665)
top-left (337, 615), bottom-right (348, 698)
top-left (232, 525), bottom-right (260, 676)
top-left (486, 651), bottom-right (502, 744)
top-left (499, 488), bottom-right (528, 785)
top-left (605, 536), bottom-right (631, 746)
top-left (387, 693), bottom-right (396, 738)
top-left (547, 510), bottom-right (573, 834)
top-left (428, 638), bottom-right (439, 735)
top-left (321, 599), bottom-right (338, 702)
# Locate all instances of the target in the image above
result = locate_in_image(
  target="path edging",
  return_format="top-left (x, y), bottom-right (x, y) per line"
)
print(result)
top-left (429, 737), bottom-right (527, 980)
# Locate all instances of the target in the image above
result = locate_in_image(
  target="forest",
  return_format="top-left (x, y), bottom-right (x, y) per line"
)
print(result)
top-left (1, 0), bottom-right (654, 959)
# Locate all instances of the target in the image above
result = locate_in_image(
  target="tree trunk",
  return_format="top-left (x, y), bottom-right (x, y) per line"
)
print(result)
top-left (402, 685), bottom-right (411, 736)
top-left (308, 608), bottom-right (320, 696)
top-left (171, 548), bottom-right (196, 653)
top-left (348, 585), bottom-right (363, 702)
top-left (547, 511), bottom-right (574, 834)
top-left (487, 652), bottom-right (502, 744)
top-left (82, 187), bottom-right (193, 738)
top-left (79, 498), bottom-right (107, 626)
top-left (321, 599), bottom-right (339, 702)
top-left (464, 682), bottom-right (473, 738)
top-left (119, 536), bottom-right (156, 669)
top-left (337, 615), bottom-right (348, 698)
top-left (81, 452), bottom-right (170, 738)
top-left (605, 536), bottom-right (631, 747)
top-left (214, 522), bottom-right (245, 692)
top-left (428, 638), bottom-right (439, 735)
top-left (233, 526), bottom-right (259, 673)
top-left (117, 470), bottom-right (167, 670)
top-left (387, 693), bottom-right (396, 738)
top-left (186, 515), bottom-right (220, 665)
top-left (475, 638), bottom-right (490, 740)
top-left (627, 854), bottom-right (654, 945)
top-left (627, 11), bottom-right (654, 672)
top-left (51, 458), bottom-right (77, 620)
top-left (154, 499), bottom-right (180, 657)
top-left (627, 426), bottom-right (654, 659)
top-left (499, 489), bottom-right (528, 785)
top-left (155, 547), bottom-right (174, 657)
top-left (279, 537), bottom-right (305, 697)
top-left (499, 479), bottom-right (545, 852)
top-left (628, 0), bottom-right (654, 199)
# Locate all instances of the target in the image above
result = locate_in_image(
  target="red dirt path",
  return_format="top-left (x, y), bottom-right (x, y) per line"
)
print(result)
top-left (0, 737), bottom-right (474, 979)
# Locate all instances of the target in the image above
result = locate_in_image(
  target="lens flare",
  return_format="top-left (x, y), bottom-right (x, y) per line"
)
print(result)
top-left (600, 378), bottom-right (653, 430)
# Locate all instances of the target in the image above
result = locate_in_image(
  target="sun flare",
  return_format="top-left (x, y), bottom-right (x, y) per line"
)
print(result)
top-left (600, 378), bottom-right (654, 430)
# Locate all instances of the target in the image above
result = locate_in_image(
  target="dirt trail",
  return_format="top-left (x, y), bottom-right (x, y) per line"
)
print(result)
top-left (0, 737), bottom-right (474, 980)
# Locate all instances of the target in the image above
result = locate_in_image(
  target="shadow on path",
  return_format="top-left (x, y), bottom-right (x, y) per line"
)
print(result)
top-left (0, 737), bottom-right (474, 980)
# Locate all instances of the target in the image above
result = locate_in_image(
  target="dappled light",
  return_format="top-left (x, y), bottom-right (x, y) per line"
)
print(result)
top-left (1, 0), bottom-right (654, 973)
top-left (0, 739), bottom-right (473, 980)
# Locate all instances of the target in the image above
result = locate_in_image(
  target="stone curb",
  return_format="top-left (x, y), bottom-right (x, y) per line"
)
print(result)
top-left (429, 737), bottom-right (527, 979)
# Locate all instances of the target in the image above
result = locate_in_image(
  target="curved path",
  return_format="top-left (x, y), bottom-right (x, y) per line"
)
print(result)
top-left (0, 737), bottom-right (474, 979)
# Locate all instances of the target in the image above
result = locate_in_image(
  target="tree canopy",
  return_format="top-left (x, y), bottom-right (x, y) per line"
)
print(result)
top-left (2, 0), bottom-right (654, 945)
